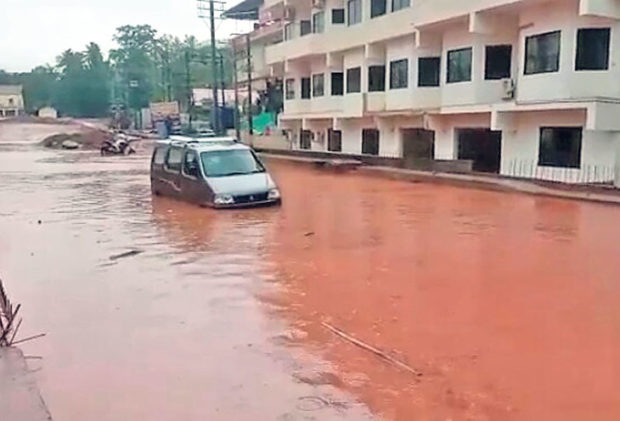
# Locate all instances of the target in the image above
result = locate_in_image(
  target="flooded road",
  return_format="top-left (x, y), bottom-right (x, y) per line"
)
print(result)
top-left (1, 122), bottom-right (620, 420)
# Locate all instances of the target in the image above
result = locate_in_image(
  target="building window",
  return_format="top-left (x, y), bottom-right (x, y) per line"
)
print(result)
top-left (390, 59), bottom-right (408, 89)
top-left (447, 47), bottom-right (472, 83)
top-left (418, 57), bottom-right (440, 87)
top-left (368, 65), bottom-right (386, 92)
top-left (576, 28), bottom-right (610, 71)
top-left (285, 78), bottom-right (295, 100)
top-left (312, 12), bottom-right (325, 33)
top-left (300, 20), bottom-right (311, 36)
top-left (392, 0), bottom-right (410, 12)
top-left (370, 0), bottom-right (386, 18)
top-left (328, 129), bottom-right (342, 152)
top-left (331, 72), bottom-right (344, 95)
top-left (346, 67), bottom-right (361, 93)
top-left (525, 31), bottom-right (561, 75)
top-left (538, 127), bottom-right (582, 168)
top-left (347, 0), bottom-right (362, 25)
top-left (284, 23), bottom-right (295, 40)
top-left (362, 129), bottom-right (380, 155)
top-left (332, 8), bottom-right (345, 24)
top-left (301, 77), bottom-right (311, 99)
top-left (8, 98), bottom-right (15, 106)
top-left (485, 45), bottom-right (512, 80)
top-left (312, 74), bottom-right (325, 97)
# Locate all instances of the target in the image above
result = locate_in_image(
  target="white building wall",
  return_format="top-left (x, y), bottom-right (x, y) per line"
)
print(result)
top-left (517, 0), bottom-right (620, 102)
top-left (501, 110), bottom-right (617, 182)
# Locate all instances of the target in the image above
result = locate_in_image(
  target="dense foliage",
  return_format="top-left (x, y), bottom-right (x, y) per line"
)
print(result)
top-left (0, 24), bottom-right (232, 117)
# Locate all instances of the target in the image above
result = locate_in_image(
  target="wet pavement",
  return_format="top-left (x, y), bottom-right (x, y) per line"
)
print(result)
top-left (1, 122), bottom-right (620, 420)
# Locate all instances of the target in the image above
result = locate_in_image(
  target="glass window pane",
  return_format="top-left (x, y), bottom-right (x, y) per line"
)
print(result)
top-left (576, 28), bottom-right (610, 71)
top-left (525, 31), bottom-right (561, 75)
top-left (447, 47), bottom-right (472, 83)
top-left (418, 57), bottom-right (440, 87)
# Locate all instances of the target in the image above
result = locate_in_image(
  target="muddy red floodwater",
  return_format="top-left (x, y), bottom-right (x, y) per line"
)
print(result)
top-left (1, 122), bottom-right (620, 420)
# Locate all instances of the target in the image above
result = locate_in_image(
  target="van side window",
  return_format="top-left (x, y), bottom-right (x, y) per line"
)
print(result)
top-left (165, 148), bottom-right (183, 172)
top-left (183, 151), bottom-right (200, 177)
top-left (153, 147), bottom-right (167, 164)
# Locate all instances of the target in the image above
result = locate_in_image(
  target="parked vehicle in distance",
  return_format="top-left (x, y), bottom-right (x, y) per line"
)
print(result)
top-left (150, 136), bottom-right (281, 208)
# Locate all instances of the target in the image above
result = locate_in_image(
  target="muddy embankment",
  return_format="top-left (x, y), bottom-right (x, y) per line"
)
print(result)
top-left (0, 116), bottom-right (113, 150)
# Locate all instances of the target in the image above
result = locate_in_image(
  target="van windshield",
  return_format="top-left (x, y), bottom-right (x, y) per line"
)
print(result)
top-left (200, 149), bottom-right (266, 177)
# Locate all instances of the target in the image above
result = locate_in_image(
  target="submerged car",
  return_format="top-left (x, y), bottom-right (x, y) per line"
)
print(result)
top-left (150, 136), bottom-right (281, 208)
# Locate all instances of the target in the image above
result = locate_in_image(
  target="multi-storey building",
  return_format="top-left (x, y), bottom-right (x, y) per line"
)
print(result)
top-left (0, 85), bottom-right (24, 118)
top-left (235, 0), bottom-right (620, 184)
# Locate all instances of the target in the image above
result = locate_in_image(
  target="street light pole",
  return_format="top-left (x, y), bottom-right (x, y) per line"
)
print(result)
top-left (209, 0), bottom-right (220, 134)
top-left (232, 45), bottom-right (241, 141)
top-left (245, 33), bottom-right (253, 136)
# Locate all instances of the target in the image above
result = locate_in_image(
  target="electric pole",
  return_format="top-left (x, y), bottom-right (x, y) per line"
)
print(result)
top-left (209, 0), bottom-right (220, 134)
top-left (185, 50), bottom-right (193, 131)
top-left (232, 46), bottom-right (240, 141)
top-left (246, 33), bottom-right (253, 136)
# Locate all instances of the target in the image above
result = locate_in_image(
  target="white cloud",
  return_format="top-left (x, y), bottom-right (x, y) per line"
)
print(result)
top-left (0, 0), bottom-right (253, 72)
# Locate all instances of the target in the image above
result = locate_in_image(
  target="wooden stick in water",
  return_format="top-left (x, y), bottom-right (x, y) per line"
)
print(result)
top-left (321, 322), bottom-right (420, 376)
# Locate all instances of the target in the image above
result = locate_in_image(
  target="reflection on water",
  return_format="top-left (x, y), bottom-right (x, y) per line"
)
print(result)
top-left (0, 129), bottom-right (619, 421)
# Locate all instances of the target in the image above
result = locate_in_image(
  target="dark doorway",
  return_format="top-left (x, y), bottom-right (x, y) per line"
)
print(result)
top-left (328, 129), bottom-right (342, 152)
top-left (300, 130), bottom-right (312, 150)
top-left (402, 129), bottom-right (434, 168)
top-left (362, 129), bottom-right (380, 155)
top-left (457, 129), bottom-right (502, 173)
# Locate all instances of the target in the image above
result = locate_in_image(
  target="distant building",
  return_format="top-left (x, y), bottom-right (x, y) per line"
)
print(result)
top-left (38, 106), bottom-right (58, 119)
top-left (0, 85), bottom-right (24, 118)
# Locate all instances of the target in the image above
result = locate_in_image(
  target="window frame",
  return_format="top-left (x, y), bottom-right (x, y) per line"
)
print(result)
top-left (301, 77), bottom-right (311, 99)
top-left (392, 0), bottom-right (410, 12)
top-left (524, 30), bottom-right (561, 75)
top-left (389, 58), bottom-right (408, 90)
top-left (300, 20), bottom-right (311, 36)
top-left (312, 11), bottom-right (325, 34)
top-left (447, 47), bottom-right (473, 84)
top-left (284, 23), bottom-right (295, 41)
top-left (370, 0), bottom-right (387, 18)
top-left (368, 65), bottom-right (386, 92)
top-left (346, 67), bottom-right (361, 93)
top-left (485, 45), bottom-right (512, 80)
top-left (418, 57), bottom-right (441, 87)
top-left (312, 73), bottom-right (325, 97)
top-left (332, 8), bottom-right (345, 24)
top-left (285, 78), bottom-right (295, 100)
top-left (575, 27), bottom-right (611, 71)
top-left (331, 72), bottom-right (344, 96)
top-left (538, 127), bottom-right (583, 169)
top-left (347, 0), bottom-right (362, 26)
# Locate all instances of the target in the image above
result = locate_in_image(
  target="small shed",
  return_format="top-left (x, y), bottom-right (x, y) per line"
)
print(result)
top-left (38, 107), bottom-right (58, 119)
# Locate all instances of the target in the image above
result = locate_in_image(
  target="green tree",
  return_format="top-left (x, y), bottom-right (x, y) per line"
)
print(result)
top-left (110, 24), bottom-right (159, 110)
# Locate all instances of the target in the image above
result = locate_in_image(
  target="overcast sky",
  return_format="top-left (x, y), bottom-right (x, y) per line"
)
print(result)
top-left (0, 0), bottom-right (253, 72)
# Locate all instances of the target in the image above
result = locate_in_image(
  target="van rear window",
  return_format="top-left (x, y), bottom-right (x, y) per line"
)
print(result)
top-left (165, 148), bottom-right (183, 171)
top-left (153, 147), bottom-right (167, 164)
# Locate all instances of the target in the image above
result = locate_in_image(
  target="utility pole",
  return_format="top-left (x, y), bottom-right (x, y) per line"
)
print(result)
top-left (232, 46), bottom-right (241, 141)
top-left (245, 33), bottom-right (253, 136)
top-left (209, 0), bottom-right (220, 134)
top-left (185, 50), bottom-right (193, 131)
top-left (219, 53), bottom-right (226, 113)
